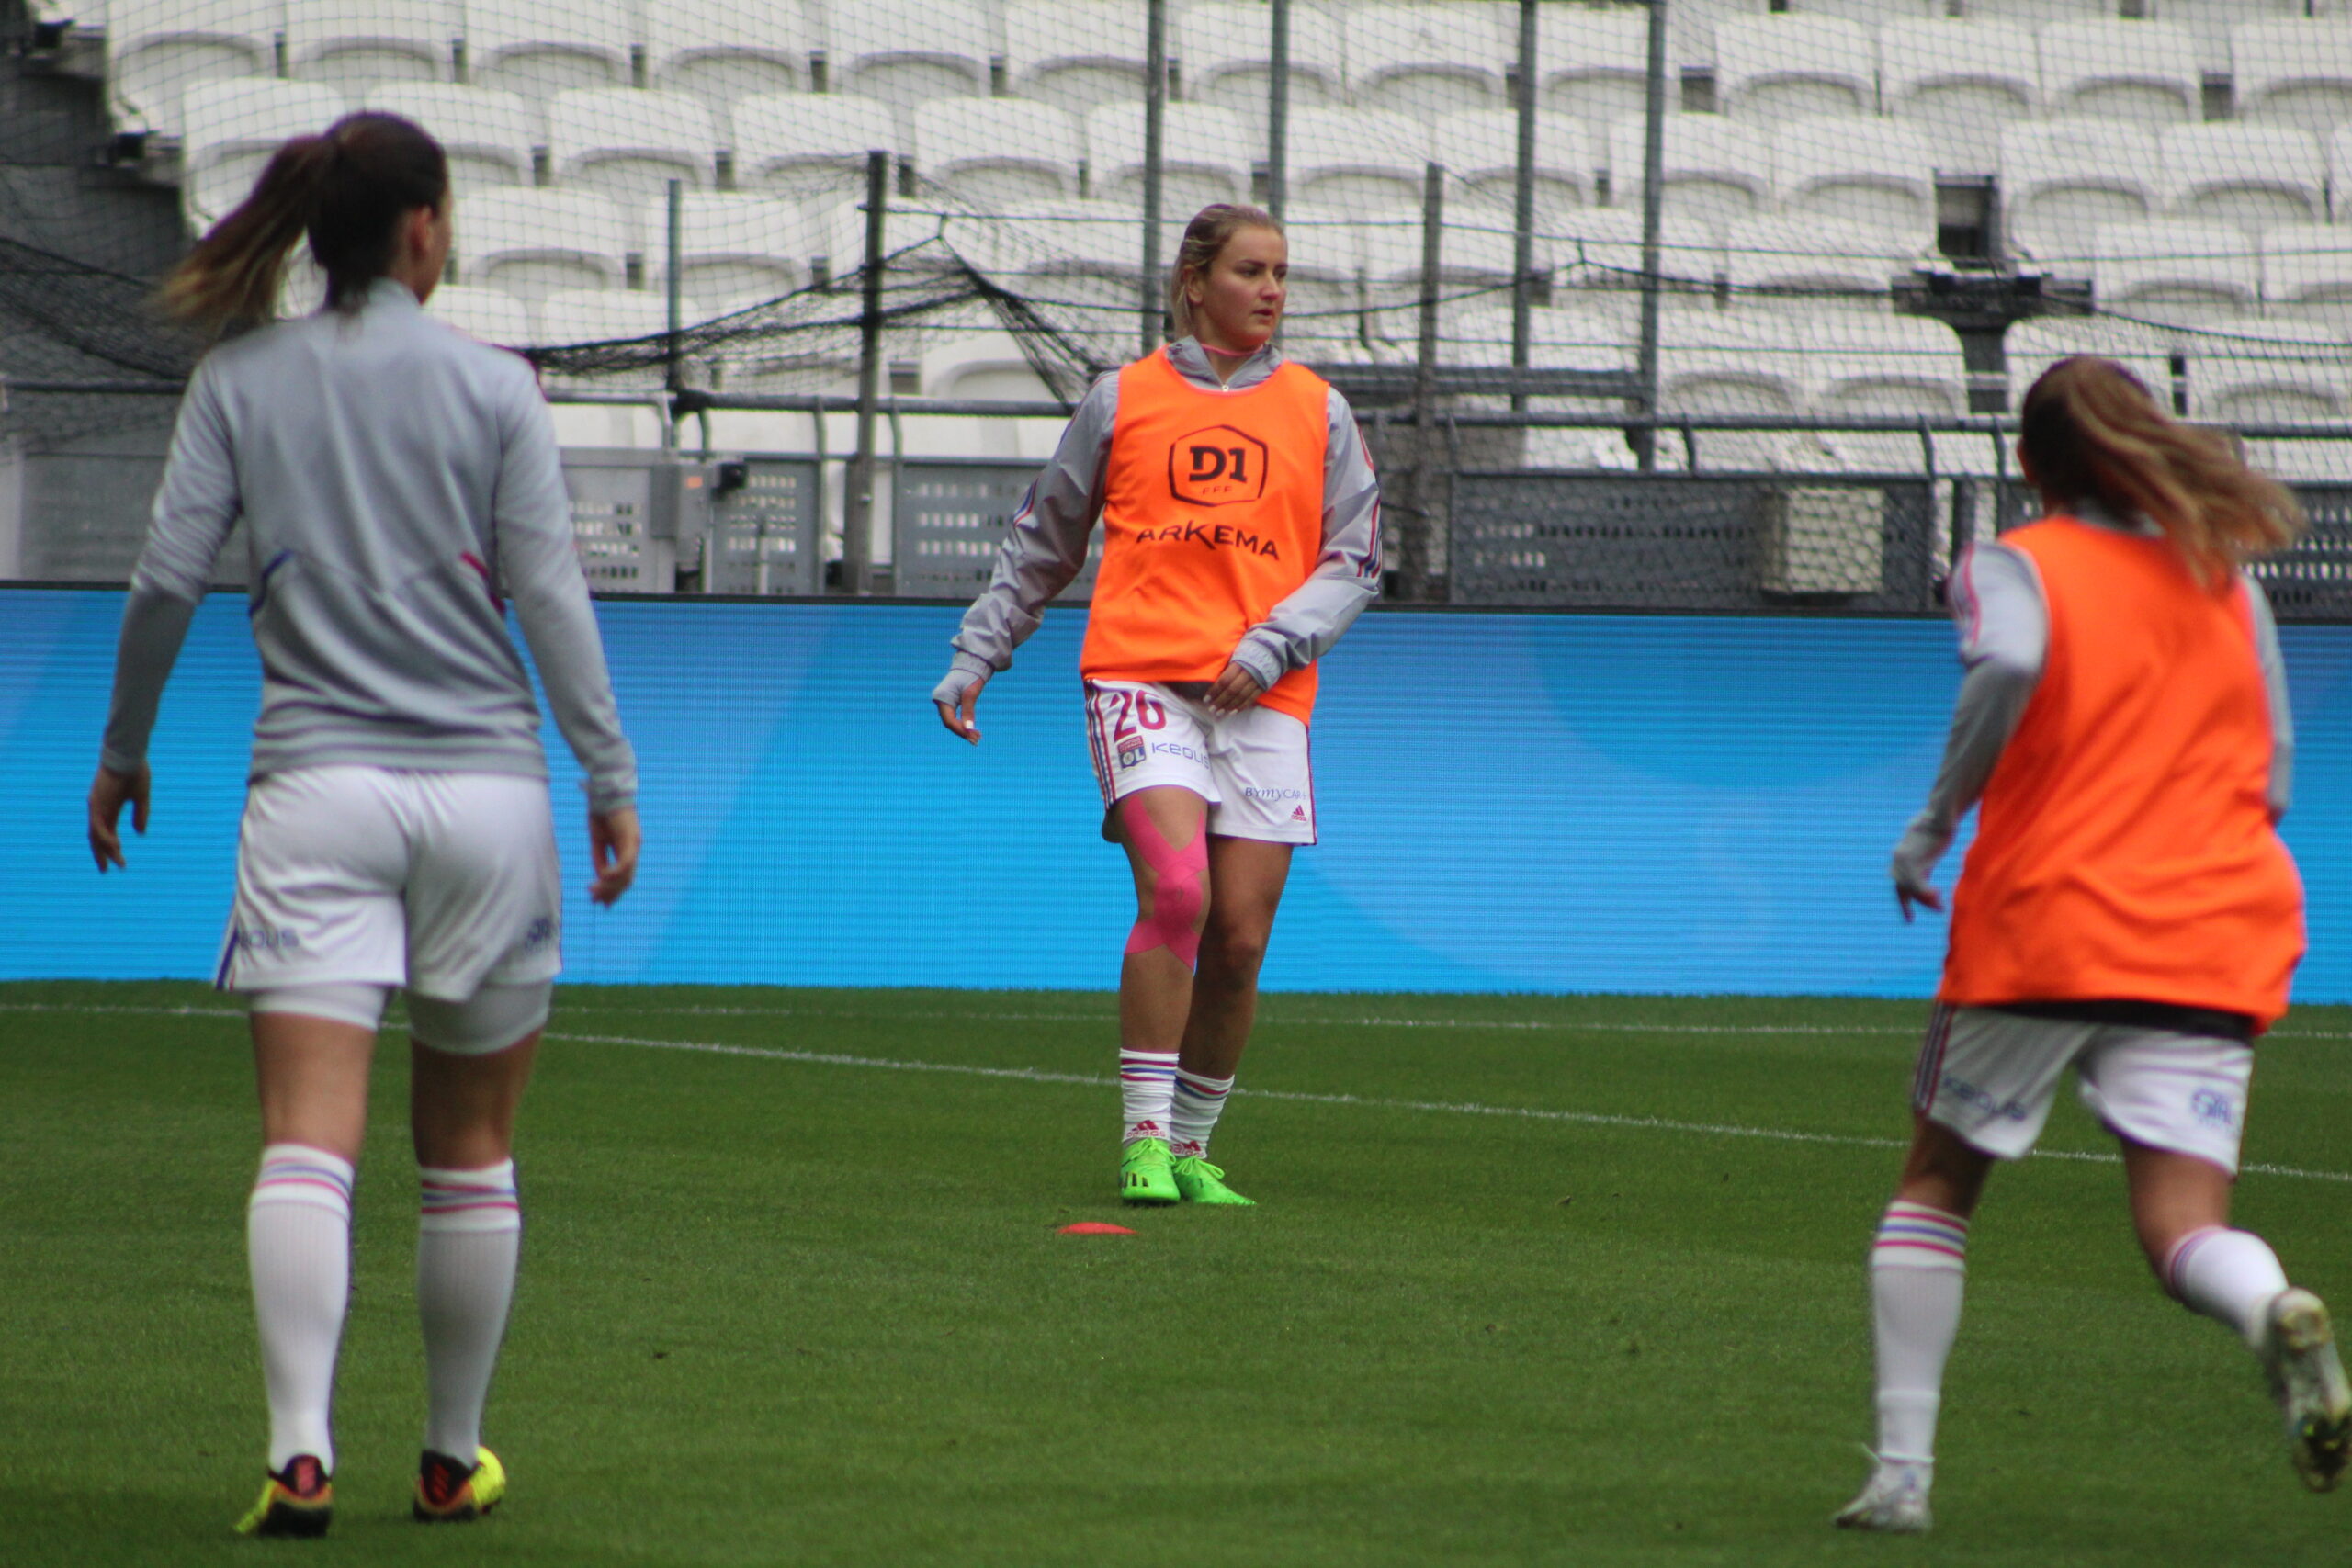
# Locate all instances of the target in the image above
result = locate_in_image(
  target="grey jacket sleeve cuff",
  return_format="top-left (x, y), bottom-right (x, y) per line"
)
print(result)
top-left (951, 649), bottom-right (999, 679)
top-left (1228, 636), bottom-right (1284, 691)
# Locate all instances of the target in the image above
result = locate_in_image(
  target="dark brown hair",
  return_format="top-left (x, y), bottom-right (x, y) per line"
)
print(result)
top-left (160, 112), bottom-right (447, 333)
top-left (2018, 355), bottom-right (2304, 585)
top-left (1166, 202), bottom-right (1283, 343)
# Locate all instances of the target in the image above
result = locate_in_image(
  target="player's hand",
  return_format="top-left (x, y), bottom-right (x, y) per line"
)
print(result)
top-left (88, 765), bottom-right (150, 873)
top-left (1890, 814), bottom-right (1951, 923)
top-left (1894, 874), bottom-right (1944, 923)
top-left (1206, 661), bottom-right (1264, 715)
top-left (932, 665), bottom-right (988, 744)
top-left (589, 806), bottom-right (640, 907)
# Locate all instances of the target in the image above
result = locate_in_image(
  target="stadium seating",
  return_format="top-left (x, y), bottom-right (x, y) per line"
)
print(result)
top-left (285, 0), bottom-right (451, 96)
top-left (731, 94), bottom-right (900, 202)
top-left (461, 0), bottom-right (634, 108)
top-left (2005, 316), bottom-right (2178, 411)
top-left (535, 286), bottom-right (704, 351)
top-left (2230, 21), bottom-right (2352, 138)
top-left (1657, 310), bottom-right (1813, 470)
top-left (2092, 220), bottom-right (2262, 326)
top-left (1342, 3), bottom-right (1511, 120)
top-left (639, 193), bottom-right (809, 310)
top-left (1433, 109), bottom-right (1590, 213)
top-left (1608, 113), bottom-right (1776, 238)
top-left (2036, 20), bottom-right (2201, 124)
top-left (366, 84), bottom-right (537, 194)
top-left (1773, 116), bottom-right (1939, 248)
top-left (424, 282), bottom-right (535, 346)
top-left (2259, 224), bottom-right (2352, 329)
top-left (2158, 124), bottom-right (2325, 235)
top-left (1723, 214), bottom-right (1913, 310)
top-left (1533, 6), bottom-right (1657, 133)
top-left (1358, 210), bottom-right (1533, 350)
top-left (1084, 101), bottom-right (1253, 213)
top-left (1999, 119), bottom-right (2163, 266)
top-left (1285, 107), bottom-right (1430, 209)
top-left (1877, 19), bottom-right (2038, 178)
top-left (826, 0), bottom-right (992, 135)
top-left (912, 99), bottom-right (1082, 208)
top-left (107, 0), bottom-right (277, 135)
top-left (547, 90), bottom-right (719, 213)
top-left (1005, 0), bottom-right (1151, 119)
top-left (2185, 327), bottom-right (2352, 423)
top-left (1714, 16), bottom-right (1877, 122)
top-left (456, 187), bottom-right (631, 302)
top-left (919, 330), bottom-right (1057, 400)
top-left (954, 198), bottom-right (1144, 315)
top-left (1544, 206), bottom-right (1724, 310)
top-left (647, 0), bottom-right (810, 122)
top-left (1804, 311), bottom-right (1974, 477)
top-left (177, 78), bottom-right (344, 231)
top-left (1179, 3), bottom-right (1346, 130)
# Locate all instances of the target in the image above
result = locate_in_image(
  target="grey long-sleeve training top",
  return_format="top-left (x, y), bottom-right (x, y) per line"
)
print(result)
top-left (1894, 501), bottom-right (2291, 885)
top-left (101, 278), bottom-right (638, 813)
top-left (944, 337), bottom-right (1385, 693)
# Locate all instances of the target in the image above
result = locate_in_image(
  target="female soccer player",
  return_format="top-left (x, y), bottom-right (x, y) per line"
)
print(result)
top-left (1840, 356), bottom-right (2348, 1532)
top-left (85, 114), bottom-right (640, 1537)
top-left (931, 204), bottom-right (1381, 1208)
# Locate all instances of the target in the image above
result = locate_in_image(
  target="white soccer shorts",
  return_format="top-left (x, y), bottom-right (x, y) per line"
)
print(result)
top-left (1913, 1004), bottom-right (2256, 1174)
top-left (1082, 679), bottom-right (1317, 844)
top-left (216, 766), bottom-right (562, 1002)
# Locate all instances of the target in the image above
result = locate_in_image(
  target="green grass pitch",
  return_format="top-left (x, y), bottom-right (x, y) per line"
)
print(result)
top-left (2, 980), bottom-right (2346, 1566)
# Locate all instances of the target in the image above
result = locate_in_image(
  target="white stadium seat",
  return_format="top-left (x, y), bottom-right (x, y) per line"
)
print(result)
top-left (1609, 113), bottom-right (1776, 238)
top-left (1544, 206), bottom-right (1724, 310)
top-left (813, 194), bottom-right (971, 282)
top-left (731, 94), bottom-right (899, 203)
top-left (1535, 6), bottom-right (1657, 132)
top-left (2158, 124), bottom-right (2325, 235)
top-left (2261, 224), bottom-right (2352, 331)
top-left (2005, 317), bottom-right (2178, 413)
top-left (1005, 0), bottom-right (1150, 118)
top-left (1180, 3), bottom-right (1344, 131)
top-left (1084, 101), bottom-right (1252, 213)
top-left (456, 186), bottom-right (630, 303)
top-left (1804, 312), bottom-right (1973, 477)
top-left (826, 0), bottom-right (990, 135)
top-left (1774, 116), bottom-right (1939, 248)
top-left (1433, 109), bottom-right (1591, 213)
top-left (2230, 20), bottom-right (2352, 137)
top-left (366, 84), bottom-right (537, 195)
top-left (534, 286), bottom-right (704, 348)
top-left (424, 283), bottom-right (534, 347)
top-left (1724, 214), bottom-right (1915, 310)
top-left (2093, 220), bottom-right (2262, 326)
top-left (1714, 16), bottom-right (1878, 122)
top-left (1286, 107), bottom-right (1431, 211)
top-left (1665, 0), bottom-right (1770, 68)
top-left (2186, 327), bottom-right (2352, 424)
top-left (547, 89), bottom-right (718, 212)
top-left (461, 0), bottom-right (633, 108)
top-left (107, 0), bottom-right (276, 135)
top-left (177, 78), bottom-right (345, 231)
top-left (1342, 3), bottom-right (1511, 120)
top-left (912, 99), bottom-right (1082, 208)
top-left (1658, 310), bottom-right (1812, 470)
top-left (2037, 20), bottom-right (2201, 125)
top-left (647, 0), bottom-right (810, 120)
top-left (1999, 119), bottom-right (2162, 267)
top-left (1358, 210), bottom-right (1535, 345)
top-left (1878, 19), bottom-right (2037, 178)
top-left (285, 0), bottom-right (451, 96)
top-left (1271, 204), bottom-right (1367, 355)
top-left (639, 193), bottom-right (809, 310)
top-left (956, 199), bottom-right (1143, 314)
top-left (920, 331), bottom-right (1056, 401)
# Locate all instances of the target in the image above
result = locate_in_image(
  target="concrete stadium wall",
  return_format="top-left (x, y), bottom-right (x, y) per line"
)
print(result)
top-left (14, 587), bottom-right (2352, 1002)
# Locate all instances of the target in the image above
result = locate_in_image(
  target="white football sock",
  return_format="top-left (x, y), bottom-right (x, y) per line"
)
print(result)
top-left (417, 1161), bottom-right (522, 1461)
top-left (1169, 1066), bottom-right (1236, 1159)
top-left (1868, 1201), bottom-right (1970, 1468)
top-left (2165, 1226), bottom-right (2290, 1351)
top-left (248, 1144), bottom-right (355, 1473)
top-left (1119, 1050), bottom-right (1179, 1145)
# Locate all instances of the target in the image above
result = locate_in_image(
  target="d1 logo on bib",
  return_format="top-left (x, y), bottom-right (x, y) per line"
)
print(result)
top-left (1169, 425), bottom-right (1270, 507)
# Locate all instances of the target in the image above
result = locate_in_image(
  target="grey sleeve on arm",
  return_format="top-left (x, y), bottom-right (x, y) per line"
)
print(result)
top-left (492, 375), bottom-right (639, 814)
top-left (100, 368), bottom-right (240, 774)
top-left (1227, 388), bottom-right (1384, 689)
top-left (946, 375), bottom-right (1118, 678)
top-left (1894, 544), bottom-right (2046, 876)
top-left (2246, 574), bottom-right (2293, 819)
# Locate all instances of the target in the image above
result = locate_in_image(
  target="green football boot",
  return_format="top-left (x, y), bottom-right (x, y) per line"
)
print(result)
top-left (1171, 1156), bottom-right (1255, 1206)
top-left (1120, 1136), bottom-right (1179, 1205)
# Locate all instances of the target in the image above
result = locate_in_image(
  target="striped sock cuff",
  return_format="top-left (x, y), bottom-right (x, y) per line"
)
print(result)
top-left (1172, 1068), bottom-right (1235, 1107)
top-left (2161, 1224), bottom-right (2230, 1302)
top-left (1118, 1050), bottom-right (1180, 1084)
top-left (250, 1144), bottom-right (356, 1220)
top-left (418, 1160), bottom-right (521, 1235)
top-left (1871, 1200), bottom-right (1969, 1271)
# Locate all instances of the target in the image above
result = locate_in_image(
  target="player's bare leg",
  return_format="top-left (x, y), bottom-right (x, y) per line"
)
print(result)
top-left (1159, 835), bottom-right (1291, 1205)
top-left (1111, 787), bottom-right (1209, 1203)
top-left (2128, 1139), bottom-right (2349, 1491)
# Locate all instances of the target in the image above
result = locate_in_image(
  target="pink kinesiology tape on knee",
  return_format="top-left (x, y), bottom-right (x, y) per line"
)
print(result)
top-left (1120, 803), bottom-right (1207, 970)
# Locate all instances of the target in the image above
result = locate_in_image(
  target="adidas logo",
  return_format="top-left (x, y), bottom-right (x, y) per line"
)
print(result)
top-left (1131, 1120), bottom-right (1163, 1135)
top-left (1291, 806), bottom-right (1307, 821)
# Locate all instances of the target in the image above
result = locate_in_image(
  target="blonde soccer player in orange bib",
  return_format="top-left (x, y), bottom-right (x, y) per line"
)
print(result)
top-left (1838, 357), bottom-right (2349, 1532)
top-left (931, 205), bottom-right (1382, 1208)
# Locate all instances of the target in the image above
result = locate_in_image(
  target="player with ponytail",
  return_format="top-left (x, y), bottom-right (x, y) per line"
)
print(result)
top-left (931, 205), bottom-right (1382, 1208)
top-left (1838, 357), bottom-right (2346, 1532)
top-left (90, 114), bottom-right (640, 1534)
